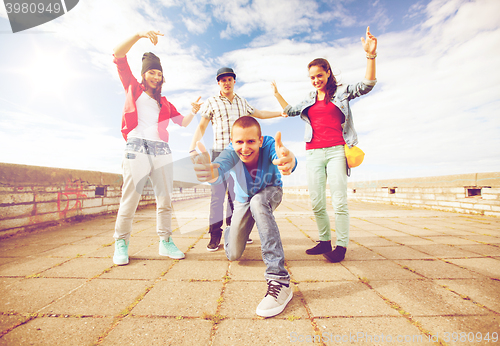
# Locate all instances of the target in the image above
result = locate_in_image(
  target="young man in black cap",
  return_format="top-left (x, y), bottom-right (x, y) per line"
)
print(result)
top-left (189, 67), bottom-right (283, 251)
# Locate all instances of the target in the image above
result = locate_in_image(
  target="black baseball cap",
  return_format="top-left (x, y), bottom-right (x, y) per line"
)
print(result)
top-left (216, 67), bottom-right (236, 81)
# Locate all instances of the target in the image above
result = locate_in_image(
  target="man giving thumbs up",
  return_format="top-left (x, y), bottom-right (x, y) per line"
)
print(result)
top-left (192, 116), bottom-right (297, 318)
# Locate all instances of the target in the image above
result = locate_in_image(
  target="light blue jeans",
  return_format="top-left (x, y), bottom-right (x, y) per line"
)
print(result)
top-left (224, 186), bottom-right (289, 285)
top-left (306, 145), bottom-right (349, 247)
top-left (114, 138), bottom-right (173, 243)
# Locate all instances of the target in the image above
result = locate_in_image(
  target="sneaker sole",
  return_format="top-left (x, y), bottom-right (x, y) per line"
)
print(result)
top-left (256, 291), bottom-right (293, 318)
top-left (305, 249), bottom-right (331, 255)
top-left (113, 258), bottom-right (129, 265)
top-left (206, 245), bottom-right (219, 252)
top-left (159, 252), bottom-right (185, 259)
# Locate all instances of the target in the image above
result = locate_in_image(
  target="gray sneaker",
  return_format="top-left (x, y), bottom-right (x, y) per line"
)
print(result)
top-left (113, 239), bottom-right (129, 265)
top-left (256, 280), bottom-right (293, 317)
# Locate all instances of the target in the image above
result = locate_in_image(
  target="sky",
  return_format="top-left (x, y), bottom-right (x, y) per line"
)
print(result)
top-left (0, 0), bottom-right (499, 187)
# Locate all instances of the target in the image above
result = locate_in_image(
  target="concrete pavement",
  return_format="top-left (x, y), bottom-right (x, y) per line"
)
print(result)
top-left (0, 195), bottom-right (499, 345)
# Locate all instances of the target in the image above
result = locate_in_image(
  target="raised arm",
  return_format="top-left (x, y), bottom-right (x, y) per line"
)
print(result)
top-left (113, 30), bottom-right (164, 58)
top-left (189, 116), bottom-right (210, 153)
top-left (271, 81), bottom-right (290, 110)
top-left (361, 26), bottom-right (377, 81)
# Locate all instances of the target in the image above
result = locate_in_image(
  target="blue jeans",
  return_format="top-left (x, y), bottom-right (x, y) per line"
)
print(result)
top-left (209, 150), bottom-right (235, 234)
top-left (306, 145), bottom-right (349, 247)
top-left (224, 186), bottom-right (289, 284)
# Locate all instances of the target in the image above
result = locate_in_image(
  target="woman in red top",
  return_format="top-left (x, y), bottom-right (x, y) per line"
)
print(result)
top-left (273, 27), bottom-right (377, 263)
top-left (112, 30), bottom-right (202, 265)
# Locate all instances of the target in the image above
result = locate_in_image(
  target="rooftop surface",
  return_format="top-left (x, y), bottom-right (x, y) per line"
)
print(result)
top-left (0, 196), bottom-right (499, 345)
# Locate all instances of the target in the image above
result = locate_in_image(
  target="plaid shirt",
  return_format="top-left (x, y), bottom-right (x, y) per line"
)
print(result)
top-left (201, 93), bottom-right (254, 151)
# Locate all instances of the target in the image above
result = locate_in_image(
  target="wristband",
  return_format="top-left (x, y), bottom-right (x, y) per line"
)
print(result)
top-left (366, 53), bottom-right (377, 59)
top-left (189, 149), bottom-right (196, 154)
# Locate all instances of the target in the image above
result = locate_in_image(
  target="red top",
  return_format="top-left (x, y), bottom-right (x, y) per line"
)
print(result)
top-left (306, 99), bottom-right (346, 150)
top-left (113, 55), bottom-right (184, 142)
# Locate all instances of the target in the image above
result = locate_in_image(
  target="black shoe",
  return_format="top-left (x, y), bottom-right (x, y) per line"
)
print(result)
top-left (305, 240), bottom-right (332, 255)
top-left (207, 232), bottom-right (222, 252)
top-left (323, 246), bottom-right (347, 263)
top-left (246, 238), bottom-right (253, 244)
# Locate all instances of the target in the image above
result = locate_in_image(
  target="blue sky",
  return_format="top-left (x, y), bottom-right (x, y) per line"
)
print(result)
top-left (0, 0), bottom-right (499, 186)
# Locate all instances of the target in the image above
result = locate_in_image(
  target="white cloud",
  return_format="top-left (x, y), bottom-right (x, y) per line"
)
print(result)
top-left (210, 0), bottom-right (500, 181)
top-left (2, 0), bottom-right (499, 184)
top-left (0, 104), bottom-right (123, 173)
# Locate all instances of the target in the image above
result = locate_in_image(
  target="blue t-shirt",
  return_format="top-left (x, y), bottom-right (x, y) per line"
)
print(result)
top-left (212, 136), bottom-right (297, 203)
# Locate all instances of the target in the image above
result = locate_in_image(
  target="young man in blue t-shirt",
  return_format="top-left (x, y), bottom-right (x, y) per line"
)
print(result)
top-left (193, 116), bottom-right (297, 317)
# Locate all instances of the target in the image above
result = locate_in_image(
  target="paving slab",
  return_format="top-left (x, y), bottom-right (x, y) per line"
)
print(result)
top-left (370, 245), bottom-right (435, 260)
top-left (298, 281), bottom-right (400, 317)
top-left (0, 257), bottom-right (70, 277)
top-left (40, 258), bottom-right (113, 279)
top-left (315, 316), bottom-right (435, 345)
top-left (445, 257), bottom-right (500, 279)
top-left (417, 315), bottom-right (500, 345)
top-left (100, 317), bottom-right (213, 346)
top-left (408, 243), bottom-right (481, 258)
top-left (0, 277), bottom-right (87, 313)
top-left (436, 278), bottom-right (500, 314)
top-left (215, 318), bottom-right (313, 345)
top-left (394, 259), bottom-right (486, 279)
top-left (132, 280), bottom-right (223, 317)
top-left (100, 259), bottom-right (173, 280)
top-left (287, 260), bottom-right (358, 281)
top-left (343, 260), bottom-right (423, 281)
top-left (1, 197), bottom-right (499, 345)
top-left (370, 279), bottom-right (487, 316)
top-left (40, 279), bottom-right (153, 316)
top-left (0, 316), bottom-right (113, 346)
top-left (456, 244), bottom-right (500, 257)
top-left (341, 242), bottom-right (386, 261)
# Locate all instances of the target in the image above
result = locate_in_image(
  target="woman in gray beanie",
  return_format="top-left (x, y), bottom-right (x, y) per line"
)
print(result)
top-left (111, 30), bottom-right (202, 265)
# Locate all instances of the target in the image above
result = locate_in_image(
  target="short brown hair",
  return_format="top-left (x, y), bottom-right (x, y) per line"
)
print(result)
top-left (232, 116), bottom-right (262, 137)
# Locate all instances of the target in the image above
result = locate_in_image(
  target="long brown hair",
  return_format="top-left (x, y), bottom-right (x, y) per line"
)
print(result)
top-left (308, 58), bottom-right (338, 102)
top-left (141, 73), bottom-right (165, 108)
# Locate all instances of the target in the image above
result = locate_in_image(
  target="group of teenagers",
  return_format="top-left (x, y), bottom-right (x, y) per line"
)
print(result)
top-left (111, 27), bottom-right (378, 318)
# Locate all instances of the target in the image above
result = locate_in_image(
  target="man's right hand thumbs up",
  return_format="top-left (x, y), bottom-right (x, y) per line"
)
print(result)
top-left (193, 141), bottom-right (219, 182)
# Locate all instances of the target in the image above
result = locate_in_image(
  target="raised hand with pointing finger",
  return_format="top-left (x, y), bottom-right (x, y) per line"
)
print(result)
top-left (272, 131), bottom-right (296, 175)
top-left (191, 96), bottom-right (203, 114)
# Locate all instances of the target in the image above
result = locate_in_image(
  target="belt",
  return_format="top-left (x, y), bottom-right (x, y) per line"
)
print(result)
top-left (125, 138), bottom-right (171, 156)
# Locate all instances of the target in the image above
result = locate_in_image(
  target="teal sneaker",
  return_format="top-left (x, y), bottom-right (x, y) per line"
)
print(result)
top-left (113, 239), bottom-right (129, 265)
top-left (159, 237), bottom-right (185, 259)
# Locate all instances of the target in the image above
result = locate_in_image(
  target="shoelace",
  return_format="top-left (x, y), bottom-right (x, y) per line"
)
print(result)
top-left (265, 281), bottom-right (283, 299)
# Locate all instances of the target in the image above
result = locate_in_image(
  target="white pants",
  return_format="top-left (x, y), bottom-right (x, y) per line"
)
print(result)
top-left (114, 139), bottom-right (173, 243)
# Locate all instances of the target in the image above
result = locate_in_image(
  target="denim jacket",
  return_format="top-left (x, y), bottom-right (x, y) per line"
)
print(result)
top-left (283, 78), bottom-right (376, 148)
